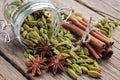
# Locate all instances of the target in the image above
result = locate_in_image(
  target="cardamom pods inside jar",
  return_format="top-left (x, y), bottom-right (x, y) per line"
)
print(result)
top-left (2, 0), bottom-right (71, 47)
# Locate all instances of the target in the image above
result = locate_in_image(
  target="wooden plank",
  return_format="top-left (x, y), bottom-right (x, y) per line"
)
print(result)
top-left (0, 56), bottom-right (27, 80)
top-left (76, 0), bottom-right (120, 20)
top-left (0, 0), bottom-right (120, 80)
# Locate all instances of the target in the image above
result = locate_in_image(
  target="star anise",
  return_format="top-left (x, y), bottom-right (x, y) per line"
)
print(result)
top-left (47, 54), bottom-right (68, 74)
top-left (25, 56), bottom-right (48, 76)
top-left (37, 39), bottom-right (53, 57)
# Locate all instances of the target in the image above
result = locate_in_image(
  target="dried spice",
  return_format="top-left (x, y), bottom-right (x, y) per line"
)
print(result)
top-left (37, 39), bottom-right (53, 57)
top-left (47, 54), bottom-right (68, 74)
top-left (25, 56), bottom-right (48, 76)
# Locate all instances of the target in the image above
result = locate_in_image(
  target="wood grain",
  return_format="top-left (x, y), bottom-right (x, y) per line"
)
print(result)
top-left (0, 56), bottom-right (27, 80)
top-left (76, 0), bottom-right (120, 20)
top-left (0, 0), bottom-right (120, 80)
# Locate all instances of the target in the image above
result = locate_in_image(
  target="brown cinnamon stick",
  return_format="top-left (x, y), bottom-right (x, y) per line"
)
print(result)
top-left (62, 22), bottom-right (106, 50)
top-left (86, 43), bottom-right (101, 60)
top-left (102, 47), bottom-right (113, 59)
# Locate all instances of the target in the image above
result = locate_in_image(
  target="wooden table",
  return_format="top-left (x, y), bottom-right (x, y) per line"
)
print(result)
top-left (0, 0), bottom-right (120, 80)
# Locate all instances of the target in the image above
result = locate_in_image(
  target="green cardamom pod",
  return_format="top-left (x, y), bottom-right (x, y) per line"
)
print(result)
top-left (30, 38), bottom-right (38, 43)
top-left (110, 20), bottom-right (119, 26)
top-left (108, 22), bottom-right (116, 28)
top-left (83, 47), bottom-right (89, 56)
top-left (20, 27), bottom-right (24, 32)
top-left (88, 70), bottom-right (101, 78)
top-left (41, 16), bottom-right (47, 27)
top-left (94, 61), bottom-right (100, 69)
top-left (80, 63), bottom-right (89, 68)
top-left (80, 66), bottom-right (88, 74)
top-left (87, 58), bottom-right (94, 63)
top-left (26, 48), bottom-right (33, 54)
top-left (38, 21), bottom-right (44, 28)
top-left (23, 24), bottom-right (30, 30)
top-left (79, 55), bottom-right (89, 59)
top-left (28, 54), bottom-right (35, 60)
top-left (88, 65), bottom-right (101, 73)
top-left (47, 26), bottom-right (54, 39)
top-left (22, 31), bottom-right (27, 38)
top-left (66, 59), bottom-right (73, 64)
top-left (108, 26), bottom-right (113, 38)
top-left (79, 48), bottom-right (84, 55)
top-left (24, 39), bottom-right (34, 47)
top-left (29, 21), bottom-right (38, 26)
top-left (64, 33), bottom-right (76, 41)
top-left (53, 48), bottom-right (60, 54)
top-left (33, 26), bottom-right (39, 34)
top-left (27, 14), bottom-right (34, 21)
top-left (24, 51), bottom-right (29, 58)
top-left (61, 53), bottom-right (70, 57)
top-left (69, 50), bottom-right (79, 60)
top-left (67, 68), bottom-right (78, 80)
top-left (99, 17), bottom-right (108, 26)
top-left (76, 59), bottom-right (87, 64)
top-left (72, 63), bottom-right (82, 74)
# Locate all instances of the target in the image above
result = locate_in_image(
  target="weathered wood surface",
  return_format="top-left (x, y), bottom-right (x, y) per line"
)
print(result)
top-left (76, 0), bottom-right (120, 20)
top-left (0, 0), bottom-right (120, 80)
top-left (0, 56), bottom-right (27, 80)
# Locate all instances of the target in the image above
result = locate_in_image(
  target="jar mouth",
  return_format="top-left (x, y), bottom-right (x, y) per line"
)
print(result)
top-left (13, 1), bottom-right (62, 47)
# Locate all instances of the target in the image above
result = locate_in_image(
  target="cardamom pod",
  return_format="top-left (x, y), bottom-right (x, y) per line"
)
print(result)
top-left (79, 55), bottom-right (89, 59)
top-left (24, 51), bottom-right (29, 58)
top-left (87, 58), bottom-right (94, 63)
top-left (61, 53), bottom-right (70, 57)
top-left (94, 61), bottom-right (100, 69)
top-left (30, 38), bottom-right (38, 43)
top-left (23, 24), bottom-right (30, 30)
top-left (27, 14), bottom-right (34, 21)
top-left (80, 66), bottom-right (88, 74)
top-left (28, 54), bottom-right (35, 60)
top-left (88, 70), bottom-right (101, 78)
top-left (83, 47), bottom-right (89, 56)
top-left (76, 59), bottom-right (87, 64)
top-left (22, 31), bottom-right (27, 38)
top-left (33, 26), bottom-right (39, 33)
top-left (69, 50), bottom-right (79, 60)
top-left (26, 48), bottom-right (33, 54)
top-left (72, 63), bottom-right (82, 74)
top-left (66, 59), bottom-right (73, 64)
top-left (64, 33), bottom-right (76, 41)
top-left (79, 48), bottom-right (84, 55)
top-left (88, 65), bottom-right (101, 73)
top-left (20, 27), bottom-right (24, 32)
top-left (99, 17), bottom-right (108, 26)
top-left (67, 68), bottom-right (78, 80)
top-left (53, 48), bottom-right (60, 54)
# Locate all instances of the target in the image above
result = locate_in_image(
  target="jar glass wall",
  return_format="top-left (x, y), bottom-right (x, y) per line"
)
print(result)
top-left (3, 0), bottom-right (62, 47)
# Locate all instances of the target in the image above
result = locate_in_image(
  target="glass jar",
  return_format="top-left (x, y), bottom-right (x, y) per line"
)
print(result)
top-left (1, 0), bottom-right (71, 47)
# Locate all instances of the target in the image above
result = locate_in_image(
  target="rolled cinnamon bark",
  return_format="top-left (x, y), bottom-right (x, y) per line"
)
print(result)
top-left (62, 23), bottom-right (106, 50)
top-left (102, 47), bottom-right (113, 59)
top-left (86, 43), bottom-right (101, 60)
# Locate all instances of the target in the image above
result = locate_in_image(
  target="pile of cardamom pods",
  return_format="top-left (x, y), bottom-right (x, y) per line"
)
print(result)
top-left (21, 9), bottom-right (102, 79)
top-left (20, 9), bottom-right (54, 47)
top-left (94, 17), bottom-right (119, 38)
top-left (21, 8), bottom-right (119, 79)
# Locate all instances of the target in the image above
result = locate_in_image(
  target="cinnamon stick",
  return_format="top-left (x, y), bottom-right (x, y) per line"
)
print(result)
top-left (102, 47), bottom-right (113, 59)
top-left (86, 43), bottom-right (101, 60)
top-left (62, 22), bottom-right (106, 50)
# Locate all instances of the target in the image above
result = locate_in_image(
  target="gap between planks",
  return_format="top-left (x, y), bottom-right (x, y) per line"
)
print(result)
top-left (75, 0), bottom-right (120, 21)
top-left (0, 55), bottom-right (27, 80)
